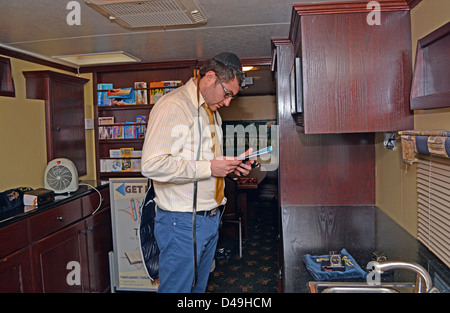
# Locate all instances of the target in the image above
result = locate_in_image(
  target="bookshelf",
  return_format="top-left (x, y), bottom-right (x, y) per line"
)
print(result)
top-left (90, 60), bottom-right (197, 181)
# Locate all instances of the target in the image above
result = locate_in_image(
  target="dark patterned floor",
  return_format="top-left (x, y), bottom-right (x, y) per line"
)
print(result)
top-left (207, 201), bottom-right (279, 293)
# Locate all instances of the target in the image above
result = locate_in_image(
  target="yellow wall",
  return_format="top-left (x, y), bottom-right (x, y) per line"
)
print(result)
top-left (220, 95), bottom-right (277, 121)
top-left (376, 0), bottom-right (450, 236)
top-left (0, 56), bottom-right (95, 191)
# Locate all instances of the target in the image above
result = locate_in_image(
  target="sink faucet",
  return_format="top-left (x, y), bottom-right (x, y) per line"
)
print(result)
top-left (372, 261), bottom-right (433, 293)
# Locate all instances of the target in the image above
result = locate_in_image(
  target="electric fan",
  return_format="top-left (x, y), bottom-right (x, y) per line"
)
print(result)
top-left (44, 158), bottom-right (79, 194)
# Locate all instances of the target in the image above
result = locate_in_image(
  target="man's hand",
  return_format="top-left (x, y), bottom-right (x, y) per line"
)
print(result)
top-left (210, 148), bottom-right (259, 178)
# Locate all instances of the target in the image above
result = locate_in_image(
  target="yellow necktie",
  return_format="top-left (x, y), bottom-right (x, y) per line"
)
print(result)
top-left (202, 104), bottom-right (224, 205)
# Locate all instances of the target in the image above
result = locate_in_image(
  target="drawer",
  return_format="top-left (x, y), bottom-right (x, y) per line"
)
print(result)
top-left (0, 219), bottom-right (29, 258)
top-left (81, 187), bottom-right (110, 216)
top-left (29, 198), bottom-right (82, 242)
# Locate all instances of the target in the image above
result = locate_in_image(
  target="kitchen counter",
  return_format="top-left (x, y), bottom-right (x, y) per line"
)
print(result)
top-left (0, 180), bottom-right (112, 292)
top-left (281, 205), bottom-right (450, 293)
top-left (0, 180), bottom-right (108, 228)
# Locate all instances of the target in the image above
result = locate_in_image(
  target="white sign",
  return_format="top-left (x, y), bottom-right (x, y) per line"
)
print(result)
top-left (109, 178), bottom-right (158, 291)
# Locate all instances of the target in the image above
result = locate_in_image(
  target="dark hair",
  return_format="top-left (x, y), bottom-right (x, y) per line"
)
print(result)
top-left (199, 59), bottom-right (245, 86)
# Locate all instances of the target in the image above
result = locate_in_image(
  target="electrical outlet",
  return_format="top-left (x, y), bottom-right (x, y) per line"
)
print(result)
top-left (85, 118), bottom-right (94, 130)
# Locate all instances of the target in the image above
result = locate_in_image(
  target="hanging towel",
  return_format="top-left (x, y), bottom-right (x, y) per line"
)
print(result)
top-left (302, 248), bottom-right (367, 281)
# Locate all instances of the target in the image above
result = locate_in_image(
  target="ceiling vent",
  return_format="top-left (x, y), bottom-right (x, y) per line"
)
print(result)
top-left (85, 0), bottom-right (207, 29)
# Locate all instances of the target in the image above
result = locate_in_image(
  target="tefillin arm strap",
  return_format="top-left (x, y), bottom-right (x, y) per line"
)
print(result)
top-left (192, 79), bottom-right (202, 287)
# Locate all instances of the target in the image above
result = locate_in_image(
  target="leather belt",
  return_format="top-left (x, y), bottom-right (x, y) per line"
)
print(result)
top-left (196, 206), bottom-right (222, 217)
top-left (158, 206), bottom-right (222, 217)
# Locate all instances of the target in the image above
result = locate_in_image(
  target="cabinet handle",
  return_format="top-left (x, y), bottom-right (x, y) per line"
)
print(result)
top-left (88, 226), bottom-right (94, 232)
top-left (56, 216), bottom-right (64, 222)
top-left (82, 229), bottom-right (87, 235)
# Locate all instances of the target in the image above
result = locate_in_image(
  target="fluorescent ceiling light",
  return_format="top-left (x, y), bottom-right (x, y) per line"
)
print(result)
top-left (53, 51), bottom-right (140, 66)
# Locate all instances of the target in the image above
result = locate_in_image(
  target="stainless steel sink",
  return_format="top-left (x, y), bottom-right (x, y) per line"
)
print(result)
top-left (308, 281), bottom-right (416, 293)
top-left (308, 261), bottom-right (439, 293)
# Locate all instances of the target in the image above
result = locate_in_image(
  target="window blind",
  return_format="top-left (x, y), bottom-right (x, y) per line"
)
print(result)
top-left (417, 157), bottom-right (450, 268)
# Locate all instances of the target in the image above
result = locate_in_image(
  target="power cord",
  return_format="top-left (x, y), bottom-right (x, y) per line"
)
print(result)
top-left (78, 183), bottom-right (103, 215)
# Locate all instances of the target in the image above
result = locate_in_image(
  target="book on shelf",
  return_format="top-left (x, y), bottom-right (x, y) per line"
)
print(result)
top-left (132, 150), bottom-right (142, 158)
top-left (132, 158), bottom-right (141, 172)
top-left (107, 88), bottom-right (136, 105)
top-left (163, 80), bottom-right (183, 94)
top-left (121, 159), bottom-right (132, 171)
top-left (99, 126), bottom-right (112, 139)
top-left (109, 148), bottom-right (141, 158)
top-left (162, 80), bottom-right (183, 87)
top-left (100, 158), bottom-right (142, 173)
top-left (120, 147), bottom-right (134, 158)
top-left (123, 122), bottom-right (136, 139)
top-left (109, 149), bottom-right (121, 158)
top-left (136, 115), bottom-right (147, 123)
top-left (134, 82), bottom-right (148, 105)
top-left (149, 81), bottom-right (164, 88)
top-left (97, 83), bottom-right (113, 106)
top-left (99, 124), bottom-right (145, 140)
top-left (111, 159), bottom-right (122, 172)
top-left (111, 125), bottom-right (124, 139)
top-left (150, 88), bottom-right (164, 104)
top-left (99, 117), bottom-right (114, 125)
top-left (148, 80), bottom-right (183, 104)
top-left (137, 124), bottom-right (146, 138)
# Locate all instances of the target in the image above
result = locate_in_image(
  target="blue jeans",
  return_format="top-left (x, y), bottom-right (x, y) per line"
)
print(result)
top-left (154, 207), bottom-right (220, 293)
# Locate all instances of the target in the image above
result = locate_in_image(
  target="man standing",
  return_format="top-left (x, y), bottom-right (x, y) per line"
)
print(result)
top-left (141, 52), bottom-right (255, 292)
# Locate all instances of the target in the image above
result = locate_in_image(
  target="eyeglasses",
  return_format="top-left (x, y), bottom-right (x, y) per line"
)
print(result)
top-left (215, 74), bottom-right (237, 99)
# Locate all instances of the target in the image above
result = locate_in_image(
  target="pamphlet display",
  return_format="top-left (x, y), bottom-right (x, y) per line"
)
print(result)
top-left (109, 178), bottom-right (158, 291)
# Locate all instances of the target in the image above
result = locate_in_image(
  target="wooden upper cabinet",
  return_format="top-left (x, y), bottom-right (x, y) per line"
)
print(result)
top-left (410, 22), bottom-right (450, 110)
top-left (23, 71), bottom-right (89, 175)
top-left (0, 57), bottom-right (15, 97)
top-left (289, 1), bottom-right (414, 134)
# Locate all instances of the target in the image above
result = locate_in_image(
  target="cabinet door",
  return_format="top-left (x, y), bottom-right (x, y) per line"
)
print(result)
top-left (50, 77), bottom-right (87, 174)
top-left (85, 207), bottom-right (113, 292)
top-left (0, 247), bottom-right (32, 293)
top-left (300, 11), bottom-right (412, 133)
top-left (23, 71), bottom-right (89, 175)
top-left (30, 221), bottom-right (90, 293)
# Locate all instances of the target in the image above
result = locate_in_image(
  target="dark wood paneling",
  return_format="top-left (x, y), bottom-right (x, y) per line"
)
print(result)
top-left (300, 11), bottom-right (413, 133)
top-left (274, 40), bottom-right (375, 207)
top-left (0, 247), bottom-right (33, 293)
top-left (30, 221), bottom-right (89, 293)
top-left (85, 207), bottom-right (112, 292)
top-left (0, 219), bottom-right (29, 258)
top-left (280, 133), bottom-right (375, 206)
top-left (293, 0), bottom-right (411, 15)
top-left (28, 199), bottom-right (82, 242)
top-left (281, 206), bottom-right (377, 292)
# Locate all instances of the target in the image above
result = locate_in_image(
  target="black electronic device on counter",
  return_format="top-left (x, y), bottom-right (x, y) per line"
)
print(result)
top-left (23, 188), bottom-right (55, 207)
